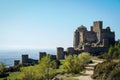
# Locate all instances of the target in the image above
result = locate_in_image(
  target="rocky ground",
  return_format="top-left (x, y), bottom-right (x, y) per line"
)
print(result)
top-left (54, 59), bottom-right (103, 80)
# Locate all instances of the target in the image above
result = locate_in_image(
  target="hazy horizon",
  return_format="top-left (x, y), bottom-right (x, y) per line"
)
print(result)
top-left (0, 0), bottom-right (120, 50)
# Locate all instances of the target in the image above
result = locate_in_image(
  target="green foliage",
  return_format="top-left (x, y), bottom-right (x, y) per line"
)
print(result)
top-left (93, 42), bottom-right (120, 80)
top-left (0, 62), bottom-right (6, 73)
top-left (99, 43), bottom-right (120, 60)
top-left (63, 52), bottom-right (91, 74)
top-left (6, 72), bottom-right (21, 80)
top-left (108, 44), bottom-right (120, 59)
top-left (38, 55), bottom-right (57, 79)
top-left (18, 66), bottom-right (40, 80)
top-left (106, 62), bottom-right (120, 80)
top-left (92, 61), bottom-right (120, 80)
top-left (0, 62), bottom-right (8, 78)
top-left (18, 55), bottom-right (57, 80)
top-left (78, 52), bottom-right (91, 65)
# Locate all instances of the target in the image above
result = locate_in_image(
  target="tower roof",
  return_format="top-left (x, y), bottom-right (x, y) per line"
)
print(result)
top-left (78, 25), bottom-right (86, 29)
top-left (77, 25), bottom-right (87, 32)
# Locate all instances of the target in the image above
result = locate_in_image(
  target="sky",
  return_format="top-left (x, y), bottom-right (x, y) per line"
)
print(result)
top-left (0, 0), bottom-right (120, 50)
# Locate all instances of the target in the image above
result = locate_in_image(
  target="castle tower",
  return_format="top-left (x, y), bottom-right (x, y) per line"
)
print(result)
top-left (93, 21), bottom-right (103, 41)
top-left (74, 30), bottom-right (80, 49)
top-left (67, 47), bottom-right (75, 55)
top-left (22, 54), bottom-right (28, 64)
top-left (56, 47), bottom-right (64, 60)
top-left (39, 52), bottom-right (46, 60)
top-left (74, 25), bottom-right (87, 49)
top-left (14, 60), bottom-right (20, 66)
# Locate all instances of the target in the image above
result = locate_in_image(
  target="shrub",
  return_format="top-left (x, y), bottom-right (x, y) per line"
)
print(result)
top-left (18, 55), bottom-right (57, 80)
top-left (92, 61), bottom-right (117, 80)
top-left (107, 62), bottom-right (120, 80)
top-left (63, 52), bottom-right (91, 74)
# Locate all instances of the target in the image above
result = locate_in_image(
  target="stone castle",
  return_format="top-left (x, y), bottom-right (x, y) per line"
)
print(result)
top-left (74, 21), bottom-right (115, 53)
top-left (14, 21), bottom-right (115, 66)
top-left (56, 21), bottom-right (115, 60)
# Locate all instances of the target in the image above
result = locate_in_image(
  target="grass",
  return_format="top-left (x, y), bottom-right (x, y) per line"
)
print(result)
top-left (55, 73), bottom-right (83, 80)
top-left (56, 60), bottom-right (66, 73)
top-left (7, 72), bottom-right (20, 80)
top-left (0, 72), bottom-right (21, 80)
top-left (60, 60), bottom-right (65, 64)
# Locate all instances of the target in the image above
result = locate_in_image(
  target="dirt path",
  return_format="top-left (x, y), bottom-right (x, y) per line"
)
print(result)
top-left (76, 60), bottom-right (103, 80)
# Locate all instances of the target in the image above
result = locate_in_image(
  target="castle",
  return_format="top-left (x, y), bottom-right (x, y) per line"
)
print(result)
top-left (57, 21), bottom-right (115, 60)
top-left (74, 21), bottom-right (115, 54)
top-left (14, 21), bottom-right (115, 66)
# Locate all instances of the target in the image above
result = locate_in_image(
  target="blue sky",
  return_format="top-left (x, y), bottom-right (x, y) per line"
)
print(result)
top-left (0, 0), bottom-right (120, 50)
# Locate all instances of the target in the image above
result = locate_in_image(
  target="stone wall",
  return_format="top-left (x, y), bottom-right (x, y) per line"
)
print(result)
top-left (83, 31), bottom-right (97, 43)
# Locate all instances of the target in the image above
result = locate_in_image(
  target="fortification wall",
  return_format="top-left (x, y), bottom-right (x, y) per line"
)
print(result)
top-left (84, 45), bottom-right (108, 54)
top-left (84, 31), bottom-right (97, 43)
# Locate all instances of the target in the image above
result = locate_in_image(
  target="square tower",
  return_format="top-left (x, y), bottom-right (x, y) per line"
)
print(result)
top-left (93, 21), bottom-right (103, 41)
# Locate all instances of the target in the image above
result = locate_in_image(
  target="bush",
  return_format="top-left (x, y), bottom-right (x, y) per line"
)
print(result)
top-left (92, 61), bottom-right (119, 80)
top-left (107, 62), bottom-right (120, 80)
top-left (63, 52), bottom-right (90, 74)
top-left (0, 62), bottom-right (8, 78)
top-left (18, 55), bottom-right (57, 80)
top-left (99, 43), bottom-right (120, 60)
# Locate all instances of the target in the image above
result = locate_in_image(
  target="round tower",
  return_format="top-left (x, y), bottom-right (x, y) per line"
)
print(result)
top-left (67, 47), bottom-right (75, 55)
top-left (57, 47), bottom-right (64, 60)
top-left (74, 30), bottom-right (80, 49)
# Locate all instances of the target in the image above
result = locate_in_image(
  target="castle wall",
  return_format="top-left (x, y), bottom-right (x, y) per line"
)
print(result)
top-left (84, 31), bottom-right (97, 43)
top-left (101, 31), bottom-right (115, 45)
top-left (83, 45), bottom-right (108, 54)
top-left (50, 55), bottom-right (56, 60)
top-left (103, 39), bottom-right (109, 47)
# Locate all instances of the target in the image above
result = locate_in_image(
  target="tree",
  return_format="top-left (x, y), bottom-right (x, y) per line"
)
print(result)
top-left (107, 44), bottom-right (120, 59)
top-left (0, 62), bottom-right (7, 78)
top-left (38, 55), bottom-right (57, 79)
top-left (64, 55), bottom-right (81, 73)
top-left (19, 66), bottom-right (40, 80)
top-left (63, 52), bottom-right (91, 74)
top-left (0, 62), bottom-right (6, 72)
top-left (18, 55), bottom-right (57, 80)
top-left (78, 52), bottom-right (91, 66)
